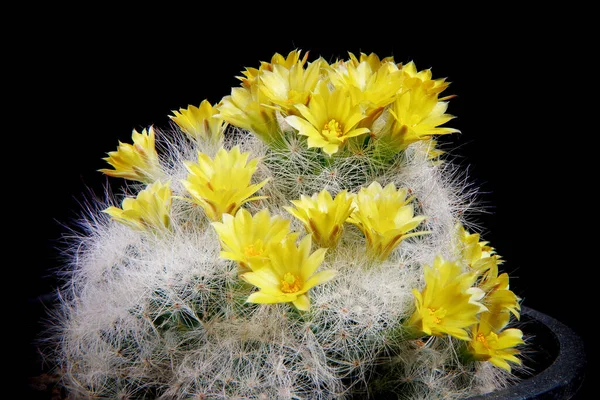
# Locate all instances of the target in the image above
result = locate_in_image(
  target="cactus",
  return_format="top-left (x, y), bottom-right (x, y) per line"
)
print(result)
top-left (45, 50), bottom-right (523, 399)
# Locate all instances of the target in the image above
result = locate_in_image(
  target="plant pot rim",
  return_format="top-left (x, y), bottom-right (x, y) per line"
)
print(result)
top-left (466, 306), bottom-right (586, 399)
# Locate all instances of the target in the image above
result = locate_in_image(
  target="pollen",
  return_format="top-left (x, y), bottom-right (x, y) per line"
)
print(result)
top-left (476, 333), bottom-right (489, 348)
top-left (281, 272), bottom-right (302, 293)
top-left (244, 243), bottom-right (264, 258)
top-left (428, 308), bottom-right (442, 324)
top-left (323, 119), bottom-right (343, 137)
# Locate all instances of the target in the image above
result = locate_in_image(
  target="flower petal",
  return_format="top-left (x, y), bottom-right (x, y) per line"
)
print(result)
top-left (247, 291), bottom-right (286, 304)
top-left (241, 269), bottom-right (281, 293)
top-left (301, 248), bottom-right (328, 280)
top-left (302, 269), bottom-right (337, 291)
top-left (292, 294), bottom-right (311, 311)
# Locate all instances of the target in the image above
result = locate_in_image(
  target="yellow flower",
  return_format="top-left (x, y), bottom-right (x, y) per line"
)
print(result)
top-left (241, 235), bottom-right (335, 311)
top-left (212, 208), bottom-right (292, 272)
top-left (215, 85), bottom-right (280, 143)
top-left (457, 224), bottom-right (520, 319)
top-left (407, 256), bottom-right (487, 341)
top-left (103, 181), bottom-right (172, 232)
top-left (385, 83), bottom-right (458, 151)
top-left (347, 182), bottom-right (428, 260)
top-left (170, 100), bottom-right (226, 143)
top-left (285, 190), bottom-right (354, 248)
top-left (99, 126), bottom-right (162, 183)
top-left (328, 56), bottom-right (403, 117)
top-left (258, 58), bottom-right (323, 114)
top-left (456, 224), bottom-right (496, 269)
top-left (181, 146), bottom-right (269, 221)
top-left (400, 61), bottom-right (451, 96)
top-left (468, 311), bottom-right (524, 372)
top-left (485, 284), bottom-right (521, 321)
top-left (328, 55), bottom-right (403, 130)
top-left (238, 50), bottom-right (308, 89)
top-left (219, 50), bottom-right (310, 143)
top-left (285, 82), bottom-right (370, 155)
top-left (477, 260), bottom-right (521, 320)
top-left (269, 49), bottom-right (307, 70)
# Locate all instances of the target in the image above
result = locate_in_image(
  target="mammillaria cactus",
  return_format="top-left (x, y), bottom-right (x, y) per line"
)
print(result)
top-left (45, 50), bottom-right (524, 399)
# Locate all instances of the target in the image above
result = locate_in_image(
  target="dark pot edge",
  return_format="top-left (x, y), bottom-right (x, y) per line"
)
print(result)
top-left (466, 306), bottom-right (587, 399)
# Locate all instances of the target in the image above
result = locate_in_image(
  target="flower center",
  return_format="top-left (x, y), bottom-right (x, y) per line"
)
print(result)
top-left (280, 272), bottom-right (302, 293)
top-left (244, 243), bottom-right (263, 258)
top-left (476, 333), bottom-right (489, 348)
top-left (427, 307), bottom-right (446, 324)
top-left (323, 119), bottom-right (343, 137)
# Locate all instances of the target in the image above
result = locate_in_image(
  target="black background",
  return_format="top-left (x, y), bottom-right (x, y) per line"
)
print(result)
top-left (19, 16), bottom-right (593, 398)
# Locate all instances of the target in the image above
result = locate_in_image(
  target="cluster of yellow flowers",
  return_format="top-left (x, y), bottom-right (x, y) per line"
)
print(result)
top-left (100, 141), bottom-right (428, 309)
top-left (212, 179), bottom-right (429, 310)
top-left (98, 50), bottom-right (523, 373)
top-left (214, 50), bottom-right (457, 156)
top-left (407, 226), bottom-right (523, 371)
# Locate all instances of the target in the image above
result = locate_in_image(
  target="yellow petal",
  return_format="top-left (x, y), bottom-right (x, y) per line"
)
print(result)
top-left (241, 269), bottom-right (281, 293)
top-left (496, 329), bottom-right (524, 348)
top-left (285, 115), bottom-right (321, 139)
top-left (292, 294), bottom-right (311, 311)
top-left (489, 358), bottom-right (513, 372)
top-left (301, 248), bottom-right (328, 280)
top-left (303, 269), bottom-right (337, 291)
top-left (247, 292), bottom-right (286, 304)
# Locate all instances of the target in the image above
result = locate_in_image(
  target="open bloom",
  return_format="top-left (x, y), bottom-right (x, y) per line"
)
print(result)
top-left (241, 235), bottom-right (335, 311)
top-left (216, 52), bottom-right (309, 143)
top-left (103, 181), bottom-right (172, 232)
top-left (384, 83), bottom-right (458, 151)
top-left (456, 224), bottom-right (496, 269)
top-left (407, 256), bottom-right (487, 341)
top-left (477, 259), bottom-right (521, 320)
top-left (237, 50), bottom-right (307, 89)
top-left (400, 61), bottom-right (451, 96)
top-left (170, 100), bottom-right (226, 143)
top-left (457, 224), bottom-right (520, 319)
top-left (468, 311), bottom-right (524, 372)
top-left (99, 127), bottom-right (162, 183)
top-left (484, 281), bottom-right (521, 321)
top-left (328, 55), bottom-right (403, 127)
top-left (347, 182), bottom-right (428, 260)
top-left (258, 58), bottom-right (322, 115)
top-left (285, 81), bottom-right (370, 155)
top-left (212, 208), bottom-right (292, 272)
top-left (216, 86), bottom-right (280, 143)
top-left (181, 146), bottom-right (269, 221)
top-left (285, 189), bottom-right (354, 248)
